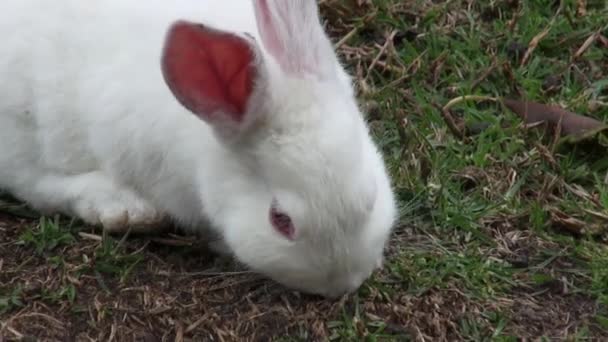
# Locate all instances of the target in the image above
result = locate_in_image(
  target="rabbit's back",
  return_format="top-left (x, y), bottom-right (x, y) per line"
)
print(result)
top-left (0, 0), bottom-right (257, 191)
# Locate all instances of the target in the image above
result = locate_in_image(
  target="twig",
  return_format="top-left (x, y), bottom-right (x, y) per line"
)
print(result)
top-left (363, 30), bottom-right (398, 83)
top-left (437, 105), bottom-right (466, 141)
top-left (432, 107), bottom-right (458, 141)
top-left (78, 232), bottom-right (102, 241)
top-left (149, 237), bottom-right (194, 247)
top-left (185, 316), bottom-right (208, 333)
top-left (521, 27), bottom-right (552, 67)
top-left (19, 312), bottom-right (66, 329)
top-left (335, 26), bottom-right (358, 49)
top-left (375, 60), bottom-right (408, 74)
top-left (567, 29), bottom-right (601, 68)
top-left (471, 58), bottom-right (498, 91)
top-left (4, 325), bottom-right (24, 339)
top-left (179, 270), bottom-right (254, 277)
top-left (521, 5), bottom-right (563, 66)
top-left (437, 96), bottom-right (500, 140)
top-left (443, 95), bottom-right (499, 111)
top-left (378, 50), bottom-right (428, 91)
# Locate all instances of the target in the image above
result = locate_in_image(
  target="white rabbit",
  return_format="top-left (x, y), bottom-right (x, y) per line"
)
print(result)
top-left (0, 0), bottom-right (397, 297)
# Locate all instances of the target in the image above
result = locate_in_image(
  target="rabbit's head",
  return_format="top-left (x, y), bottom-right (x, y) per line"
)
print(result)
top-left (161, 0), bottom-right (397, 297)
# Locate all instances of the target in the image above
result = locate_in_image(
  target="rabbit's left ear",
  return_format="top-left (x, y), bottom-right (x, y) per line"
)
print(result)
top-left (252, 0), bottom-right (338, 80)
top-left (161, 21), bottom-right (268, 139)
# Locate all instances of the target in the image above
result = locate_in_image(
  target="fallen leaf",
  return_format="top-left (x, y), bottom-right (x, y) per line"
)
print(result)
top-left (550, 208), bottom-right (607, 237)
top-left (503, 98), bottom-right (607, 137)
top-left (550, 210), bottom-right (586, 235)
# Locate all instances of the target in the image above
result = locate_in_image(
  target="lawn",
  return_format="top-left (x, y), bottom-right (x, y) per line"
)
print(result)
top-left (1, 0), bottom-right (608, 340)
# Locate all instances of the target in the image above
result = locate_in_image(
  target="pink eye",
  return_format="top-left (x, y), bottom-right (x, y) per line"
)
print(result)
top-left (270, 204), bottom-right (295, 240)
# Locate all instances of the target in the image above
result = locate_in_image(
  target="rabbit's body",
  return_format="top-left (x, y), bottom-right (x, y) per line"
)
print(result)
top-left (0, 0), bottom-right (255, 228)
top-left (0, 0), bottom-right (397, 297)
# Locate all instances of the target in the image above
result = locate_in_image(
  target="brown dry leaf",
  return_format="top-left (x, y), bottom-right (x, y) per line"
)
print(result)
top-left (550, 209), bottom-right (586, 235)
top-left (577, 0), bottom-right (587, 17)
top-left (521, 26), bottom-right (552, 66)
top-left (550, 208), bottom-right (607, 237)
top-left (503, 98), bottom-right (607, 137)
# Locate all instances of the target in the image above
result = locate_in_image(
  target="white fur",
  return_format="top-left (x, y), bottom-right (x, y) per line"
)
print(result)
top-left (0, 0), bottom-right (397, 297)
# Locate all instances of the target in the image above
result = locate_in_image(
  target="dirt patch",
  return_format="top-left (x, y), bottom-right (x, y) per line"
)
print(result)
top-left (0, 213), bottom-right (338, 341)
top-left (507, 286), bottom-right (603, 339)
top-left (1, 212), bottom-right (607, 340)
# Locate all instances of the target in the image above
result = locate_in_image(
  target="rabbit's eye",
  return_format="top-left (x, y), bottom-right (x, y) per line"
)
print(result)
top-left (270, 203), bottom-right (295, 240)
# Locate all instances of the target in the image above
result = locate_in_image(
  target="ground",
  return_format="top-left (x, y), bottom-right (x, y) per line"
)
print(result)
top-left (1, 0), bottom-right (608, 341)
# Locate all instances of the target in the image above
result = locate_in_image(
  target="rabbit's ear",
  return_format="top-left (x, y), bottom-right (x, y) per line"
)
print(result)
top-left (253, 0), bottom-right (337, 80)
top-left (161, 21), bottom-right (263, 131)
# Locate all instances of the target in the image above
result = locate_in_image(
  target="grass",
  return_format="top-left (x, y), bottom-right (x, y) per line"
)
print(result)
top-left (1, 0), bottom-right (608, 340)
top-left (17, 216), bottom-right (75, 254)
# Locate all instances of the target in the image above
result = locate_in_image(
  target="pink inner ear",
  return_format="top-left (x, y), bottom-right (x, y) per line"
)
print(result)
top-left (256, 0), bottom-right (283, 61)
top-left (161, 21), bottom-right (257, 123)
top-left (252, 0), bottom-right (324, 76)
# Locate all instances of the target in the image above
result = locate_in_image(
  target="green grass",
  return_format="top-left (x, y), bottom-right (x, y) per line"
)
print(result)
top-left (18, 216), bottom-right (75, 254)
top-left (0, 286), bottom-right (24, 315)
top-left (324, 0), bottom-right (608, 338)
top-left (8, 214), bottom-right (142, 311)
top-left (89, 231), bottom-right (144, 284)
